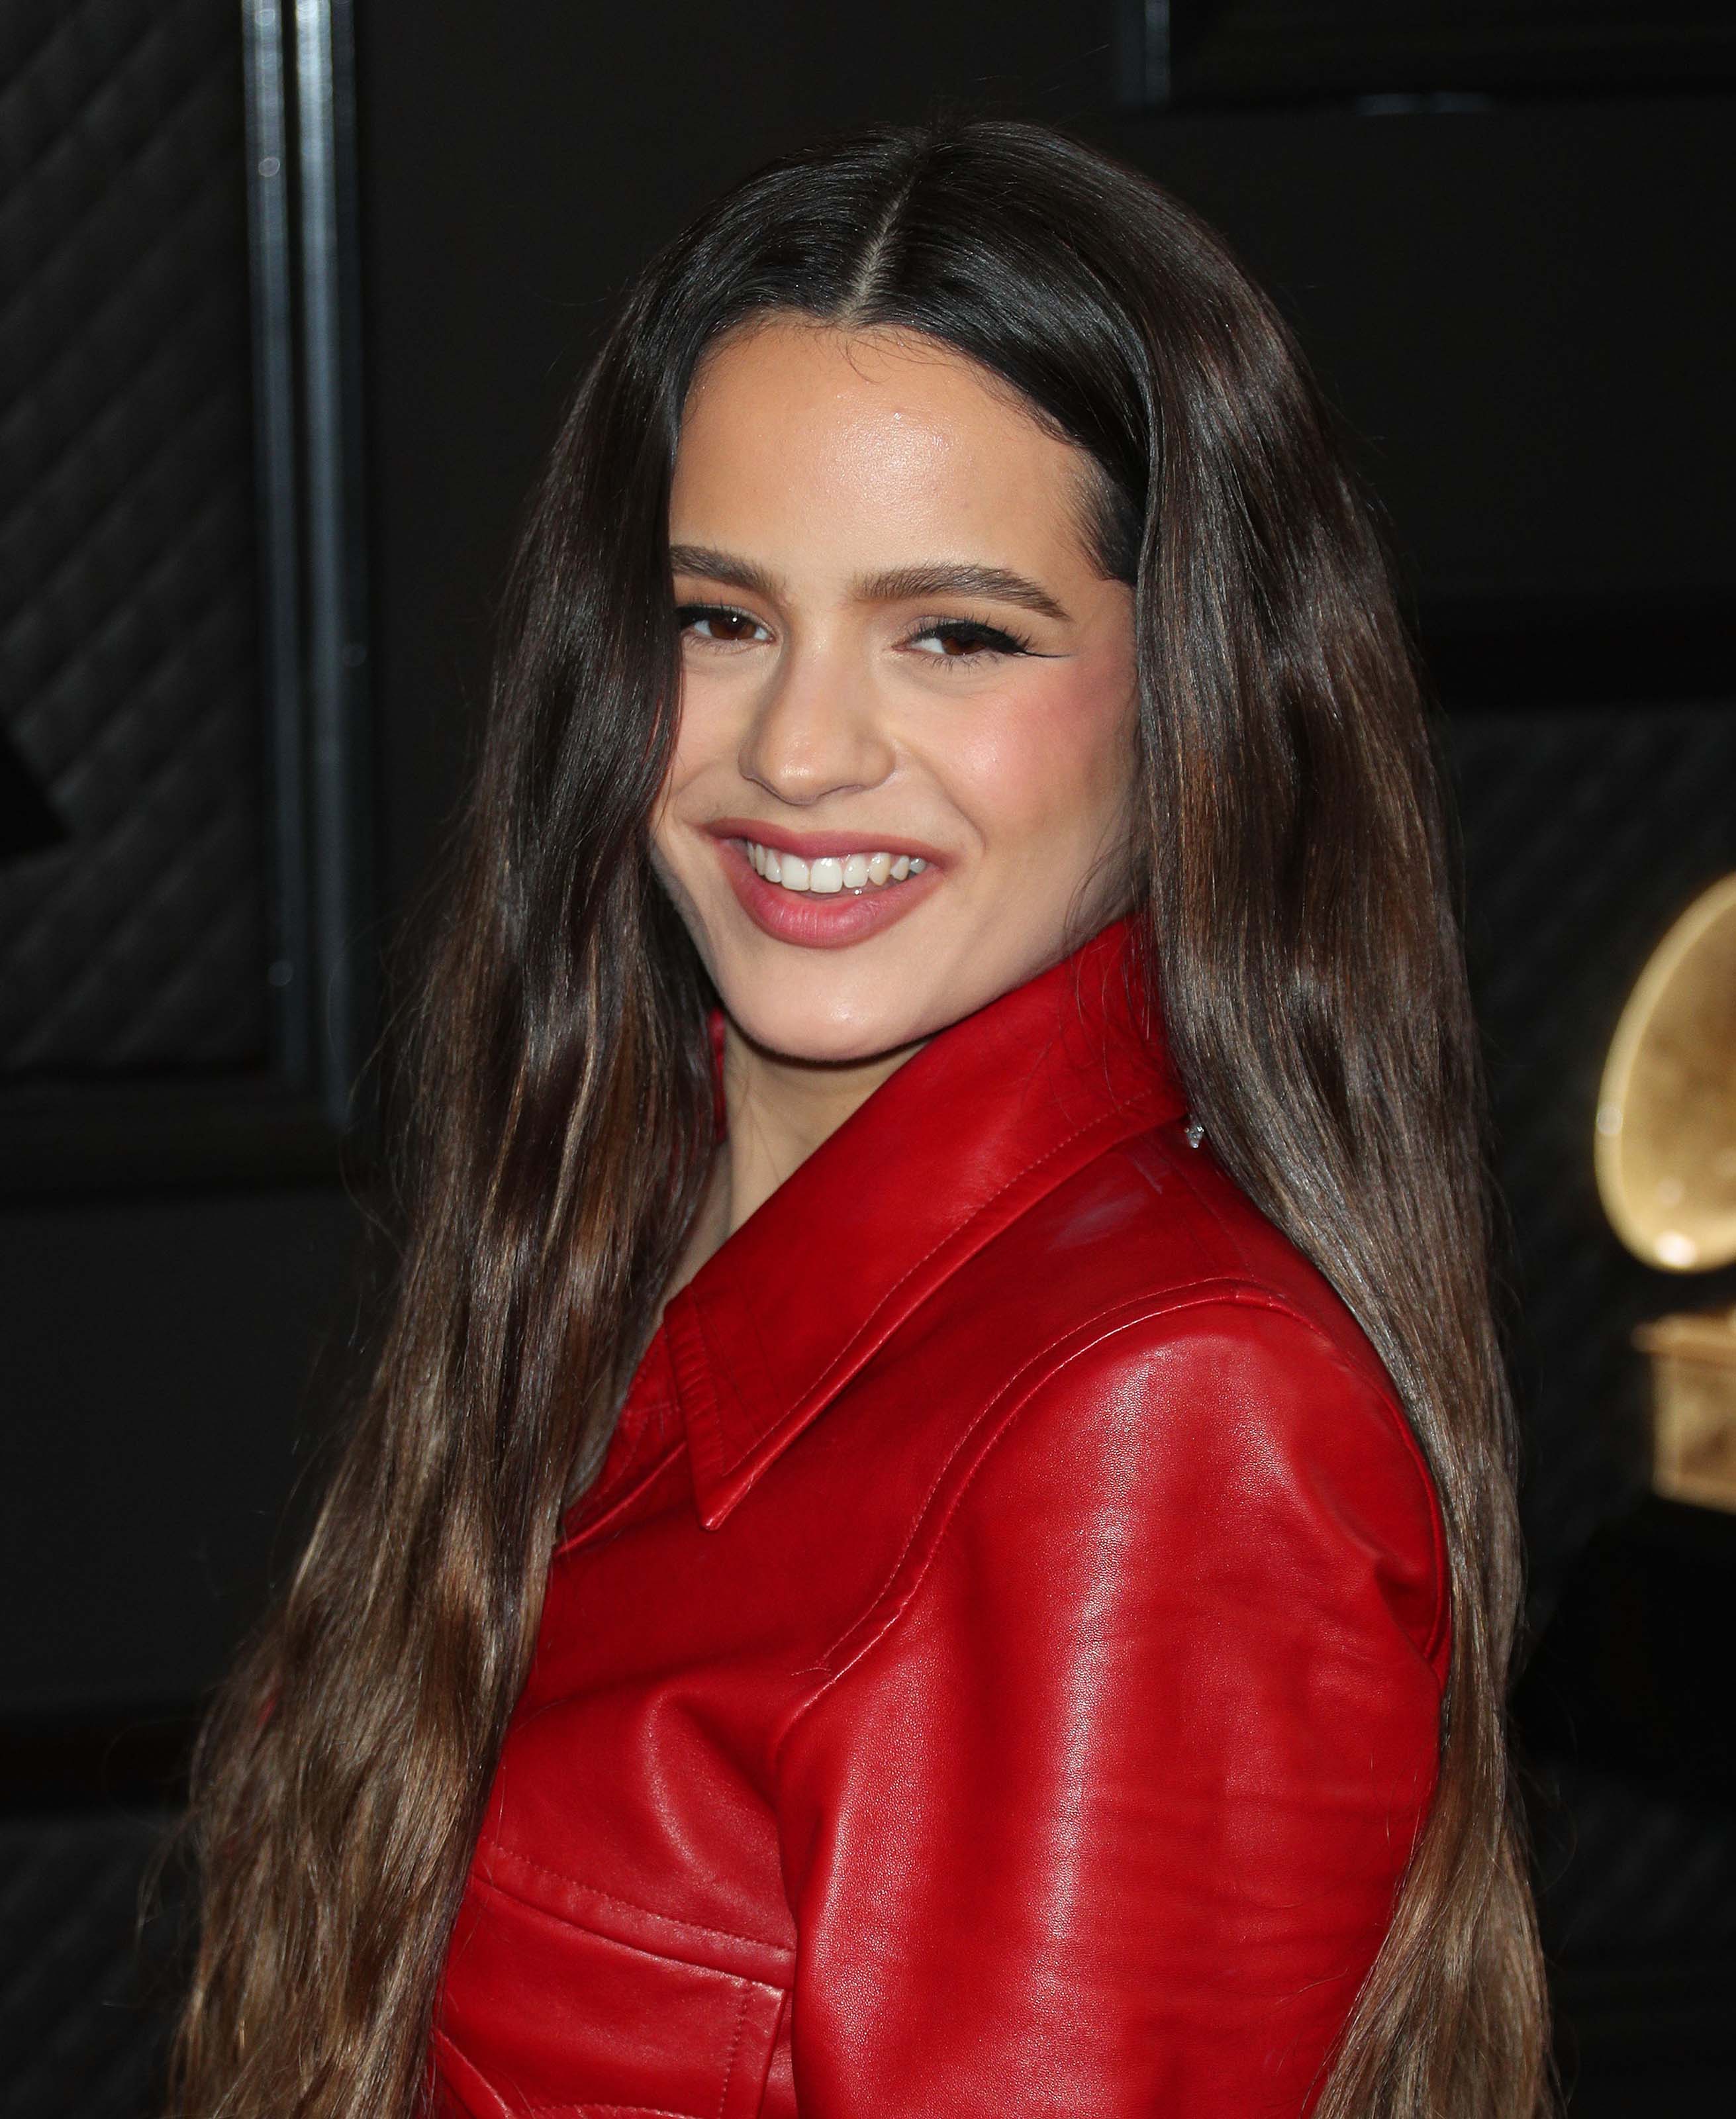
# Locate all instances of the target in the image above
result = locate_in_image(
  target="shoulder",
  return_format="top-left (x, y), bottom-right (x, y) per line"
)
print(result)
top-left (796, 1279), bottom-right (1450, 1823)
top-left (940, 1105), bottom-right (1416, 1444)
top-left (988, 1109), bottom-right (1398, 1397)
top-left (900, 1121), bottom-right (1450, 1682)
top-left (960, 1294), bottom-right (1441, 1657)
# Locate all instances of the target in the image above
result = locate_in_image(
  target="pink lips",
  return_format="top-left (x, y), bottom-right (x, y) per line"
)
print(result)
top-left (709, 828), bottom-right (943, 950)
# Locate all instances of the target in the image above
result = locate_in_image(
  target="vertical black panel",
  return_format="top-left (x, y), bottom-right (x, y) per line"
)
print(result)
top-left (0, 0), bottom-right (266, 1075)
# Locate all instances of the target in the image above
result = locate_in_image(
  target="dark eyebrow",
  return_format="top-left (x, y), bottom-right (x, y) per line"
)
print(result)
top-left (668, 545), bottom-right (1072, 625)
top-left (667, 544), bottom-right (787, 603)
top-left (854, 562), bottom-right (1071, 624)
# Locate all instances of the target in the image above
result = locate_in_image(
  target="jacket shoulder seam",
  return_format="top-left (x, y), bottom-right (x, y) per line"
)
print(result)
top-left (1125, 1138), bottom-right (1449, 1666)
top-left (773, 1280), bottom-right (1435, 1776)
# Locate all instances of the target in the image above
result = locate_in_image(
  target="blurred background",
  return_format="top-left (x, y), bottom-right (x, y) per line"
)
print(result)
top-left (3, 3), bottom-right (1733, 2112)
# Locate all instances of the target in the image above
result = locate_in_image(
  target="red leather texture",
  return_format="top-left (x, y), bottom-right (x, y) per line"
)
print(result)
top-left (429, 914), bottom-right (1449, 2118)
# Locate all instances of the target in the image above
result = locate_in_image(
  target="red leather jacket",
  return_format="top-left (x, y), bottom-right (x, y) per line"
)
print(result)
top-left (430, 914), bottom-right (1449, 2119)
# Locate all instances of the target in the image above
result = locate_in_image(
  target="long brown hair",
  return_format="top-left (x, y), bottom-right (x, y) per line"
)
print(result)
top-left (170, 118), bottom-right (1550, 2117)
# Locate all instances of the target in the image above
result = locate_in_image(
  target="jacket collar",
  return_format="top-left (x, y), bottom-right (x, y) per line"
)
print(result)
top-left (661, 914), bottom-right (1187, 1529)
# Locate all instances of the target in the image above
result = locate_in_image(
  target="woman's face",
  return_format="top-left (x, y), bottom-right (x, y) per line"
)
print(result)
top-left (650, 318), bottom-right (1139, 1065)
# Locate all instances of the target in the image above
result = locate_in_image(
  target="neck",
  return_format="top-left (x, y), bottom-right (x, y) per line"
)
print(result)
top-left (661, 1016), bottom-right (927, 1319)
top-left (718, 1017), bottom-right (926, 1233)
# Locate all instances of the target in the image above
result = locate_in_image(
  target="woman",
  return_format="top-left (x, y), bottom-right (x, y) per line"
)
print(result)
top-left (172, 120), bottom-right (1549, 2117)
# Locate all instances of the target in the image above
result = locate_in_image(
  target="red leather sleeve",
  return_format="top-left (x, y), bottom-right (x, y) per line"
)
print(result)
top-left (772, 1297), bottom-right (1449, 2119)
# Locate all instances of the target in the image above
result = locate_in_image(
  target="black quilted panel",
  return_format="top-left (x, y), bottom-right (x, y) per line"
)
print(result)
top-left (0, 0), bottom-right (268, 1074)
top-left (0, 1809), bottom-right (186, 2119)
top-left (1443, 704), bottom-right (1736, 1606)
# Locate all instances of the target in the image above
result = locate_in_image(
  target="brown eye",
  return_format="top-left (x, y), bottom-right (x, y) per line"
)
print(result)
top-left (905, 616), bottom-right (1034, 661)
top-left (677, 603), bottom-right (769, 645)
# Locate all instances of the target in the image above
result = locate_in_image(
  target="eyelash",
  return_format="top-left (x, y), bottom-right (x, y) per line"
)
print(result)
top-left (674, 603), bottom-right (1036, 664)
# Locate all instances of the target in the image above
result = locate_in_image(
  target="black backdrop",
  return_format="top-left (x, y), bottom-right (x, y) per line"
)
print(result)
top-left (3, 5), bottom-right (1733, 2113)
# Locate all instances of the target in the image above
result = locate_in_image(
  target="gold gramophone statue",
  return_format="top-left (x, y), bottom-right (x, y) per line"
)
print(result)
top-left (1595, 873), bottom-right (1736, 1512)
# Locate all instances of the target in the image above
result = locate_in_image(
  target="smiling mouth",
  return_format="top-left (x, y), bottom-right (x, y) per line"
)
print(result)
top-left (735, 838), bottom-right (930, 896)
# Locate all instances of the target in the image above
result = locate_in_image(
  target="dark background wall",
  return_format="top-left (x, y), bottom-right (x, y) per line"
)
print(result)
top-left (9, 0), bottom-right (1733, 1718)
top-left (3, 5), bottom-right (1733, 2114)
top-left (365, 29), bottom-right (1735, 898)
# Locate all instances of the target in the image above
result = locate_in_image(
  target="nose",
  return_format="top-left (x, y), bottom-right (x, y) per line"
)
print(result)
top-left (736, 640), bottom-right (896, 807)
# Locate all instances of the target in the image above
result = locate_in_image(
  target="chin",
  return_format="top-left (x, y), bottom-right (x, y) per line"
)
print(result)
top-left (722, 971), bottom-right (932, 1067)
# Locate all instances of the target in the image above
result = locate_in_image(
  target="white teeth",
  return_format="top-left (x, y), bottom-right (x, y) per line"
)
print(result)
top-left (740, 840), bottom-right (930, 897)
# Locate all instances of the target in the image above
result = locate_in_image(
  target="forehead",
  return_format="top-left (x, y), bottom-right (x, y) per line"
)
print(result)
top-left (670, 317), bottom-right (1098, 575)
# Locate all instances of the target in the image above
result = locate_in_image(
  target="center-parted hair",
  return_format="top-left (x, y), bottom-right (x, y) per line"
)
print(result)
top-left (170, 119), bottom-right (1549, 2119)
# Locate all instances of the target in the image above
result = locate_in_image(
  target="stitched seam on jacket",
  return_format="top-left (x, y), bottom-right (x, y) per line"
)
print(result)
top-left (771, 1277), bottom-right (1327, 1775)
top-left (949, 1291), bottom-right (1448, 1681)
top-left (474, 1839), bottom-right (794, 1967)
top-left (713, 1093), bottom-right (1175, 1481)
top-left (428, 2028), bottom-right (504, 2119)
top-left (434, 2031), bottom-right (719, 2119)
top-left (469, 1869), bottom-right (791, 1995)
top-left (1141, 1132), bottom-right (1453, 1671)
top-left (521, 2104), bottom-right (711, 2118)
top-left (1141, 1131), bottom-right (1436, 1497)
top-left (714, 1983), bottom-right (749, 2119)
top-left (432, 2029), bottom-right (690, 2119)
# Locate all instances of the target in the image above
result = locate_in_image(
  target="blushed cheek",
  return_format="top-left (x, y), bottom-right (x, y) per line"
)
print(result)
top-left (1047, 650), bottom-right (1139, 849)
top-left (959, 664), bottom-right (1137, 862)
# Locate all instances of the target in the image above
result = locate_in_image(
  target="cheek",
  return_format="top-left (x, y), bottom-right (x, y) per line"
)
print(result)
top-left (651, 681), bottom-right (723, 828)
top-left (940, 658), bottom-right (1135, 854)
